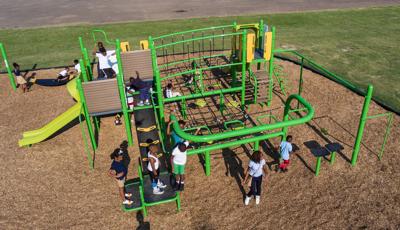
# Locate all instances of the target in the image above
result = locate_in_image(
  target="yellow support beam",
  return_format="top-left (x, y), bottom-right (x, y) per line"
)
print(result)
top-left (264, 32), bottom-right (273, 61)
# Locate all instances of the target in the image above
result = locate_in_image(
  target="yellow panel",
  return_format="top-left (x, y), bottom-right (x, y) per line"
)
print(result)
top-left (264, 32), bottom-right (273, 61)
top-left (140, 40), bottom-right (149, 50)
top-left (246, 33), bottom-right (255, 63)
top-left (120, 42), bottom-right (130, 52)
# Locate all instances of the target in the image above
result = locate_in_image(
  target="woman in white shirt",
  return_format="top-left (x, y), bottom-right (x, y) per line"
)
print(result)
top-left (242, 151), bottom-right (267, 205)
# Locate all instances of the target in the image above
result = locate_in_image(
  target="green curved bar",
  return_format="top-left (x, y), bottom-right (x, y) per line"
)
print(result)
top-left (170, 94), bottom-right (314, 143)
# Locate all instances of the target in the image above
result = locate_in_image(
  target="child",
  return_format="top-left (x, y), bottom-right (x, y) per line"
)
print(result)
top-left (114, 114), bottom-right (122, 126)
top-left (165, 81), bottom-right (181, 98)
top-left (171, 141), bottom-right (190, 191)
top-left (73, 59), bottom-right (81, 76)
top-left (167, 120), bottom-right (201, 147)
top-left (12, 63), bottom-right (27, 93)
top-left (129, 75), bottom-right (151, 106)
top-left (278, 135), bottom-right (293, 172)
top-left (167, 120), bottom-right (186, 146)
top-left (242, 151), bottom-right (267, 205)
top-left (57, 67), bottom-right (70, 82)
top-left (108, 149), bottom-right (133, 205)
top-left (94, 47), bottom-right (116, 79)
top-left (147, 144), bottom-right (167, 195)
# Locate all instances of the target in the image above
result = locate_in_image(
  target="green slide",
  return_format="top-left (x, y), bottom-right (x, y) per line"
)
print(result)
top-left (18, 78), bottom-right (82, 147)
top-left (18, 103), bottom-right (82, 147)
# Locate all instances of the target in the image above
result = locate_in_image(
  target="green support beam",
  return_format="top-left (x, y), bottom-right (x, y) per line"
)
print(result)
top-left (115, 39), bottom-right (133, 146)
top-left (76, 77), bottom-right (97, 151)
top-left (0, 43), bottom-right (17, 91)
top-left (240, 30), bottom-right (247, 109)
top-left (172, 94), bottom-right (314, 143)
top-left (351, 85), bottom-right (373, 166)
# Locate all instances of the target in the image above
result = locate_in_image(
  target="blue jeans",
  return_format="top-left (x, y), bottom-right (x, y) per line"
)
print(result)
top-left (139, 87), bottom-right (150, 101)
top-left (247, 175), bottom-right (262, 197)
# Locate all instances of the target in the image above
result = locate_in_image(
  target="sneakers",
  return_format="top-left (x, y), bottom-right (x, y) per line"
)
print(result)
top-left (137, 101), bottom-right (144, 106)
top-left (153, 187), bottom-right (164, 195)
top-left (244, 196), bottom-right (251, 206)
top-left (125, 193), bottom-right (132, 198)
top-left (157, 180), bottom-right (167, 189)
top-left (179, 183), bottom-right (184, 191)
top-left (255, 196), bottom-right (260, 205)
top-left (122, 199), bottom-right (133, 205)
top-left (144, 99), bottom-right (150, 105)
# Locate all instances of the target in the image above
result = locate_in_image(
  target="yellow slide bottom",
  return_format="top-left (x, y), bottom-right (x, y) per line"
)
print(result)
top-left (18, 103), bottom-right (82, 147)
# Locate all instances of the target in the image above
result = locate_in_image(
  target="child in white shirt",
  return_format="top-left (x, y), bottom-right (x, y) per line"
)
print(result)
top-left (171, 141), bottom-right (189, 191)
top-left (147, 144), bottom-right (167, 195)
top-left (242, 151), bottom-right (267, 205)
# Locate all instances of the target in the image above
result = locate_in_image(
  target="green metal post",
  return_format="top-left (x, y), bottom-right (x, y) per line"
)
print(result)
top-left (79, 37), bottom-right (92, 80)
top-left (79, 59), bottom-right (88, 82)
top-left (219, 92), bottom-right (225, 115)
top-left (254, 140), bottom-right (260, 151)
top-left (83, 48), bottom-right (92, 79)
top-left (176, 191), bottom-right (181, 211)
top-left (254, 141), bottom-right (260, 151)
top-left (256, 20), bottom-right (264, 70)
top-left (149, 36), bottom-right (166, 139)
top-left (139, 185), bottom-right (147, 217)
top-left (76, 77), bottom-right (97, 150)
top-left (241, 30), bottom-right (247, 109)
top-left (181, 98), bottom-right (187, 119)
top-left (0, 43), bottom-right (17, 91)
top-left (351, 85), bottom-right (373, 166)
top-left (378, 113), bottom-right (394, 160)
top-left (205, 151), bottom-right (211, 176)
top-left (330, 152), bottom-right (336, 165)
top-left (315, 157), bottom-right (322, 176)
top-left (297, 57), bottom-right (304, 109)
top-left (267, 27), bottom-right (276, 106)
top-left (115, 39), bottom-right (133, 146)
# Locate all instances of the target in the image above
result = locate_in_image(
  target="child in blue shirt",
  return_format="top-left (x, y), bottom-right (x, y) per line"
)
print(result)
top-left (108, 149), bottom-right (132, 205)
top-left (279, 135), bottom-right (293, 172)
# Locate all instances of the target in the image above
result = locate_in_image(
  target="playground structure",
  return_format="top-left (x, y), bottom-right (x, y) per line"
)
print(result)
top-left (3, 20), bottom-right (394, 216)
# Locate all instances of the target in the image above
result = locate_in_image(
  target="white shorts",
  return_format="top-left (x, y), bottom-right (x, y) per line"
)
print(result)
top-left (116, 178), bottom-right (125, 188)
top-left (16, 76), bottom-right (27, 84)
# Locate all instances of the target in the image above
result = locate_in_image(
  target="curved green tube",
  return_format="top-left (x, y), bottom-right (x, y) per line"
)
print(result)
top-left (170, 94), bottom-right (314, 143)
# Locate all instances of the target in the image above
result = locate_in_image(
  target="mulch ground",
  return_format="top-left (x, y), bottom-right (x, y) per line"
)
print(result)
top-left (0, 60), bottom-right (399, 229)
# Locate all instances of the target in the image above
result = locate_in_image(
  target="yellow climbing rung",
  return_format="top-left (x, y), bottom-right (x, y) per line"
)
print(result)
top-left (140, 40), bottom-right (149, 50)
top-left (137, 126), bottom-right (157, 132)
top-left (120, 41), bottom-right (130, 52)
top-left (139, 140), bottom-right (160, 147)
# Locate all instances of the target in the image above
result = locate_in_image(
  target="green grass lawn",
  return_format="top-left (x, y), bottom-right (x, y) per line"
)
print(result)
top-left (1, 6), bottom-right (399, 112)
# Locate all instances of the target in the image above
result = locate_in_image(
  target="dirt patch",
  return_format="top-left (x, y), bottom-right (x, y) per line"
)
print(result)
top-left (0, 61), bottom-right (399, 229)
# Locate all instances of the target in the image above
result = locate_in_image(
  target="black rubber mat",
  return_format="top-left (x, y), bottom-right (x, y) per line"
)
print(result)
top-left (123, 182), bottom-right (143, 210)
top-left (142, 173), bottom-right (177, 204)
top-left (133, 107), bottom-right (168, 174)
